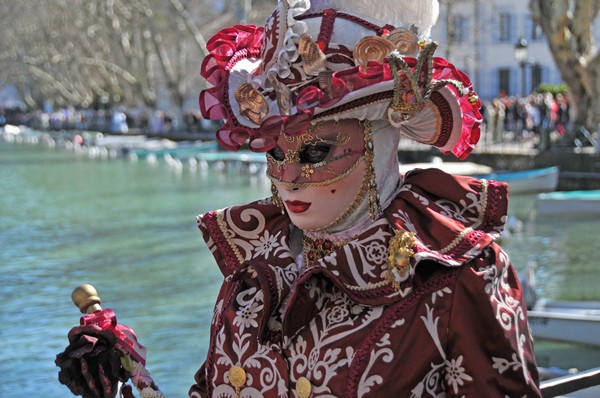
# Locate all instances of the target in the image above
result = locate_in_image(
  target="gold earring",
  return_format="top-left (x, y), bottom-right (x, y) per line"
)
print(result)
top-left (361, 120), bottom-right (381, 221)
top-left (271, 182), bottom-right (285, 214)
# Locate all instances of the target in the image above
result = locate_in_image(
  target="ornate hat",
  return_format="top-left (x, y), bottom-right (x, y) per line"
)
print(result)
top-left (199, 0), bottom-right (482, 159)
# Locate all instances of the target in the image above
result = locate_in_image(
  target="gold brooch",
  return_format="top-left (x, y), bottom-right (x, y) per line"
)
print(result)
top-left (386, 230), bottom-right (416, 290)
top-left (387, 91), bottom-right (420, 125)
top-left (468, 90), bottom-right (479, 104)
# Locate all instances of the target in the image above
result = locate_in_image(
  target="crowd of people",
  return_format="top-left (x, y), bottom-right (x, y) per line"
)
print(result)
top-left (0, 106), bottom-right (219, 137)
top-left (0, 84), bottom-right (578, 158)
top-left (483, 91), bottom-right (571, 150)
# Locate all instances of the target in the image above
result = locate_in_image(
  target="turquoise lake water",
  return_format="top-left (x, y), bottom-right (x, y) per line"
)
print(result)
top-left (1, 135), bottom-right (599, 397)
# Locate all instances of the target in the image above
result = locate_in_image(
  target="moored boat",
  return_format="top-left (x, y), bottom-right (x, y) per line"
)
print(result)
top-left (127, 140), bottom-right (219, 160)
top-left (398, 158), bottom-right (493, 175)
top-left (399, 161), bottom-right (559, 195)
top-left (536, 190), bottom-right (600, 216)
top-left (475, 166), bottom-right (559, 195)
top-left (528, 300), bottom-right (600, 347)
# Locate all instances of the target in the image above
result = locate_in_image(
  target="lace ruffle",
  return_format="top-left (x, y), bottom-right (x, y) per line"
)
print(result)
top-left (199, 24), bottom-right (265, 150)
top-left (262, 0), bottom-right (311, 81)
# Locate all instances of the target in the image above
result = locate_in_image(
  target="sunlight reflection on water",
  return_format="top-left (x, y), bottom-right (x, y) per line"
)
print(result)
top-left (1, 138), bottom-right (599, 397)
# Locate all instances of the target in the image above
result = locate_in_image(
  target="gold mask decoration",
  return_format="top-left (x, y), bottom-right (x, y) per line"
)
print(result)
top-left (386, 28), bottom-right (419, 56)
top-left (266, 122), bottom-right (360, 188)
top-left (268, 75), bottom-right (293, 116)
top-left (235, 83), bottom-right (269, 125)
top-left (353, 36), bottom-right (395, 68)
top-left (298, 33), bottom-right (327, 76)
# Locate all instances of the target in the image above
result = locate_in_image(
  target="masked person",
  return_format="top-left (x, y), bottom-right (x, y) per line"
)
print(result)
top-left (190, 0), bottom-right (541, 397)
top-left (56, 1), bottom-right (542, 397)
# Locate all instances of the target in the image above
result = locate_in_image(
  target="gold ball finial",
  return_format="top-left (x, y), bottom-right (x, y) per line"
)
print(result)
top-left (71, 284), bottom-right (102, 314)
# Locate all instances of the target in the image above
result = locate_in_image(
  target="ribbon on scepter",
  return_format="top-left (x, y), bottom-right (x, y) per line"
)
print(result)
top-left (56, 284), bottom-right (166, 398)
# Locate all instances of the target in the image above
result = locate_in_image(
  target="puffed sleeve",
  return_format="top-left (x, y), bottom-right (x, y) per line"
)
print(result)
top-left (445, 243), bottom-right (542, 397)
top-left (189, 362), bottom-right (208, 397)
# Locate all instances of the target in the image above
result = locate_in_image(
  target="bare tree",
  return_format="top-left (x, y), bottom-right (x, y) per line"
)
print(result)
top-left (0, 0), bottom-right (276, 124)
top-left (529, 0), bottom-right (600, 132)
top-left (0, 1), bottom-right (210, 110)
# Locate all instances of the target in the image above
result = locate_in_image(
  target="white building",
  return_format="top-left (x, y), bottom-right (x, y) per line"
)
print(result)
top-left (431, 0), bottom-right (600, 101)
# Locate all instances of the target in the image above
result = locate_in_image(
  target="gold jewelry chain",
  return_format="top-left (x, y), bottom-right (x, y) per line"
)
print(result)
top-left (306, 119), bottom-right (376, 232)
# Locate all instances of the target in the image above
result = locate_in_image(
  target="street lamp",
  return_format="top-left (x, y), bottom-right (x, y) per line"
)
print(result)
top-left (514, 37), bottom-right (528, 97)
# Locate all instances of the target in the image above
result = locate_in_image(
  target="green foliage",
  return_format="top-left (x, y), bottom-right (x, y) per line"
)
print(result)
top-left (537, 83), bottom-right (568, 95)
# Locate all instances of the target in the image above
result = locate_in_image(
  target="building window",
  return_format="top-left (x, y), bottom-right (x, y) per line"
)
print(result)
top-left (450, 15), bottom-right (469, 44)
top-left (213, 0), bottom-right (225, 12)
top-left (498, 68), bottom-right (511, 96)
top-left (498, 13), bottom-right (512, 42)
top-left (531, 20), bottom-right (544, 41)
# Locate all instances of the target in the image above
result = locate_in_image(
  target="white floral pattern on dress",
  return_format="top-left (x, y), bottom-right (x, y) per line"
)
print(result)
top-left (233, 288), bottom-right (264, 333)
top-left (288, 288), bottom-right (383, 397)
top-left (436, 191), bottom-right (483, 226)
top-left (212, 283), bottom-right (290, 397)
top-left (193, 170), bottom-right (540, 397)
top-left (479, 248), bottom-right (531, 383)
top-left (251, 230), bottom-right (281, 259)
top-left (445, 355), bottom-right (473, 394)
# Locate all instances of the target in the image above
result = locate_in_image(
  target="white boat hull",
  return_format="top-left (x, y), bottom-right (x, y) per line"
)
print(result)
top-left (536, 190), bottom-right (600, 216)
top-left (528, 301), bottom-right (600, 347)
top-left (398, 161), bottom-right (493, 175)
top-left (401, 164), bottom-right (560, 195)
top-left (504, 170), bottom-right (559, 194)
top-left (477, 166), bottom-right (559, 195)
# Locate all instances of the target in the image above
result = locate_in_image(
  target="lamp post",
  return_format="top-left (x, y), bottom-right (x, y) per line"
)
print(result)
top-left (514, 37), bottom-right (528, 97)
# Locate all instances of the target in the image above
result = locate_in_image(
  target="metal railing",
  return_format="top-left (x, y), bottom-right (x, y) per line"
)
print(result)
top-left (540, 367), bottom-right (600, 397)
top-left (574, 125), bottom-right (600, 153)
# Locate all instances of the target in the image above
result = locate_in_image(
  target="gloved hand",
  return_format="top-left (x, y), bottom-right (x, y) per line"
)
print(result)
top-left (56, 307), bottom-right (148, 398)
top-left (55, 324), bottom-right (128, 398)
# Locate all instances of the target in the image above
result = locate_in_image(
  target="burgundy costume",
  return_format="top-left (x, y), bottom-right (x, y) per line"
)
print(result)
top-left (189, 169), bottom-right (541, 397)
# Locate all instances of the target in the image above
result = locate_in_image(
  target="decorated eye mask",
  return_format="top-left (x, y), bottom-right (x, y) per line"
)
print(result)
top-left (266, 120), bottom-right (367, 187)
